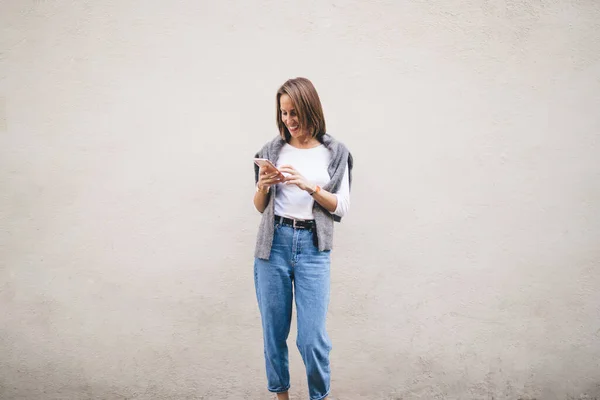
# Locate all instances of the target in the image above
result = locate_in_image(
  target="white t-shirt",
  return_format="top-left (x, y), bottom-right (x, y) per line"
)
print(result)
top-left (274, 143), bottom-right (350, 220)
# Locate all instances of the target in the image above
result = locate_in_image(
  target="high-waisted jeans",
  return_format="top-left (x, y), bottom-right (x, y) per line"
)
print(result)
top-left (254, 222), bottom-right (332, 400)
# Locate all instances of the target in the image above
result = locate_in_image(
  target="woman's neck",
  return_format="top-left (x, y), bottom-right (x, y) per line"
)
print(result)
top-left (289, 134), bottom-right (321, 149)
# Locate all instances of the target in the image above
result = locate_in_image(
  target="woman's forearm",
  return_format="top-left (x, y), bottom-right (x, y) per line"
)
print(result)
top-left (308, 185), bottom-right (338, 214)
top-left (254, 183), bottom-right (339, 215)
top-left (253, 188), bottom-right (270, 213)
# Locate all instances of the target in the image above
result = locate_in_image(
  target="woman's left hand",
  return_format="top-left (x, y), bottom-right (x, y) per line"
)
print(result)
top-left (278, 165), bottom-right (315, 193)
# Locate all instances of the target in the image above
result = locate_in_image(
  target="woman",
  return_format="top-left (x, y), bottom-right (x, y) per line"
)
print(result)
top-left (253, 77), bottom-right (353, 400)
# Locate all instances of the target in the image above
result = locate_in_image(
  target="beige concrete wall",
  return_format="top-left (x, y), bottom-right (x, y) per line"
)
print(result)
top-left (1, 1), bottom-right (599, 399)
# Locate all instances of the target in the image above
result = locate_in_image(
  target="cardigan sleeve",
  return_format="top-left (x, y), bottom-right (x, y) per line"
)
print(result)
top-left (332, 161), bottom-right (350, 217)
top-left (253, 151), bottom-right (260, 184)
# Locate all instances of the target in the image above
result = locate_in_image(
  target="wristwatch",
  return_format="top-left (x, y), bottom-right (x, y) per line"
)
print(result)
top-left (309, 185), bottom-right (321, 196)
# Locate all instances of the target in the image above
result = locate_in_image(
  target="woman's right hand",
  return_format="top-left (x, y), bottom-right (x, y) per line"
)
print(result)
top-left (257, 166), bottom-right (283, 193)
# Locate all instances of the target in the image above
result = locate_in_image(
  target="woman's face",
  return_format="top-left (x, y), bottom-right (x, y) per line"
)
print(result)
top-left (280, 94), bottom-right (308, 138)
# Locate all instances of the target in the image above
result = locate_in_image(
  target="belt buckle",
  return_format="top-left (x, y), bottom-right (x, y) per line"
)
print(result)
top-left (293, 219), bottom-right (299, 229)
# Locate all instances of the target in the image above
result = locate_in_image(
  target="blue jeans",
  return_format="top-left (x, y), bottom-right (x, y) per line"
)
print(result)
top-left (254, 222), bottom-right (332, 400)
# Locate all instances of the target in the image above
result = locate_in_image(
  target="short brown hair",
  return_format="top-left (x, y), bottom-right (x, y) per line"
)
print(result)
top-left (276, 77), bottom-right (326, 141)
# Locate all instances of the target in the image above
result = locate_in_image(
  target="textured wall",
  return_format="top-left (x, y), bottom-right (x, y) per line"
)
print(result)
top-left (1, 1), bottom-right (599, 399)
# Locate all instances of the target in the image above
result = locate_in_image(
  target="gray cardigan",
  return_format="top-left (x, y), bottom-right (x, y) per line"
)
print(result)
top-left (253, 133), bottom-right (353, 260)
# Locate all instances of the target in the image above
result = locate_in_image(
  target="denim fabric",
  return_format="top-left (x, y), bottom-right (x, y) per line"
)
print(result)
top-left (254, 223), bottom-right (332, 400)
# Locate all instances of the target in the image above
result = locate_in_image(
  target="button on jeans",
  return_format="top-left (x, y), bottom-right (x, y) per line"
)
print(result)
top-left (254, 222), bottom-right (332, 400)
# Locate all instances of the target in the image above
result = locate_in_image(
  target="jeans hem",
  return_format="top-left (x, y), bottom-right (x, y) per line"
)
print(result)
top-left (268, 385), bottom-right (290, 393)
top-left (312, 389), bottom-right (330, 400)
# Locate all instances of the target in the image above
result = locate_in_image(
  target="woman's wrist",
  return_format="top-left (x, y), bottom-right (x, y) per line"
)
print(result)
top-left (307, 184), bottom-right (320, 196)
top-left (256, 182), bottom-right (270, 194)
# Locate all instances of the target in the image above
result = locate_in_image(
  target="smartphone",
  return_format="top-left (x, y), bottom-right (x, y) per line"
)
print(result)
top-left (254, 158), bottom-right (285, 180)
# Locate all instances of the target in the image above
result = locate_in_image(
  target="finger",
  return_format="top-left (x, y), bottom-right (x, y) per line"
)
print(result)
top-left (265, 177), bottom-right (283, 184)
top-left (261, 172), bottom-right (278, 179)
top-left (278, 167), bottom-right (296, 175)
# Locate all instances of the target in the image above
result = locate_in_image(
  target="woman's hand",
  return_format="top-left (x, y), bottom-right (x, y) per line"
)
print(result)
top-left (278, 165), bottom-right (316, 193)
top-left (257, 165), bottom-right (283, 192)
